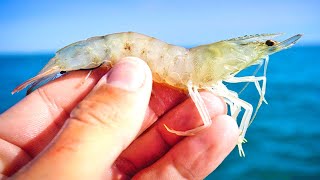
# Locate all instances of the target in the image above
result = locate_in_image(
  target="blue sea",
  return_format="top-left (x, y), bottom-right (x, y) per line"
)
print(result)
top-left (0, 46), bottom-right (319, 179)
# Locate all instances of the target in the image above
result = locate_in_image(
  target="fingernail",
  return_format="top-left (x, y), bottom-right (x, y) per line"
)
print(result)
top-left (107, 58), bottom-right (146, 91)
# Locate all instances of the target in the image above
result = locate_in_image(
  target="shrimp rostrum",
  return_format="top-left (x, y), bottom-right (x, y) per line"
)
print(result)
top-left (12, 32), bottom-right (302, 156)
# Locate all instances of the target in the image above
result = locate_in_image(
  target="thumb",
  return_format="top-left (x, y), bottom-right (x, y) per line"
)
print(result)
top-left (13, 57), bottom-right (152, 179)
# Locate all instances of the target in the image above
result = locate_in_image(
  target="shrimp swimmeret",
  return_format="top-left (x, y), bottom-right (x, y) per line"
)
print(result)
top-left (12, 32), bottom-right (302, 157)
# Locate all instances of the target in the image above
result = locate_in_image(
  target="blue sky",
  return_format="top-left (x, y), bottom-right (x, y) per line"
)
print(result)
top-left (0, 0), bottom-right (319, 52)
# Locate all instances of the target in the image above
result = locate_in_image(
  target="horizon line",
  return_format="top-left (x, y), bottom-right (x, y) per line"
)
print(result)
top-left (0, 43), bottom-right (317, 55)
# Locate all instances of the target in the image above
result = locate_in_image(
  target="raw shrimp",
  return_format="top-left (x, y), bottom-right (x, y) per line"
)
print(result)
top-left (12, 32), bottom-right (302, 156)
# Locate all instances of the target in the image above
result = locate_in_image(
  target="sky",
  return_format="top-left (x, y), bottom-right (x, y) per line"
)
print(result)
top-left (0, 0), bottom-right (319, 52)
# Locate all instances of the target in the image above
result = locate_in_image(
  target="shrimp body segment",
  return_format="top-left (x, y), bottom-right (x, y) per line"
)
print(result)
top-left (12, 32), bottom-right (302, 156)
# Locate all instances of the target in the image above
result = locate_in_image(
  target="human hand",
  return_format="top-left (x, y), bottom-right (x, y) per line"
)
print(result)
top-left (0, 57), bottom-right (238, 179)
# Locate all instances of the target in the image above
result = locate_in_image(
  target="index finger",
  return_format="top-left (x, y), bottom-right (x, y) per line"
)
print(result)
top-left (0, 69), bottom-right (107, 156)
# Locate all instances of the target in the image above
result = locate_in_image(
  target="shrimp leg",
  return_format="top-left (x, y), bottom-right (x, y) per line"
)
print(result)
top-left (225, 56), bottom-right (270, 126)
top-left (226, 94), bottom-right (252, 157)
top-left (224, 97), bottom-right (241, 118)
top-left (80, 70), bottom-right (93, 85)
top-left (79, 61), bottom-right (107, 85)
top-left (164, 81), bottom-right (212, 136)
top-left (225, 76), bottom-right (267, 103)
top-left (238, 60), bottom-right (263, 95)
top-left (225, 75), bottom-right (267, 127)
top-left (207, 83), bottom-right (252, 157)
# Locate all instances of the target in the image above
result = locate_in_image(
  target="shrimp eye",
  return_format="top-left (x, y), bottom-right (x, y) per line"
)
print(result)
top-left (266, 40), bottom-right (275, 46)
top-left (60, 71), bottom-right (66, 74)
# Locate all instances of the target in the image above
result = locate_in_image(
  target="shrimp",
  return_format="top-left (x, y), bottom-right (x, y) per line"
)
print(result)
top-left (12, 32), bottom-right (302, 156)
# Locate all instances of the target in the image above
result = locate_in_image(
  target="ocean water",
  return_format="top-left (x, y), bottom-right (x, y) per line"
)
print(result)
top-left (0, 46), bottom-right (319, 179)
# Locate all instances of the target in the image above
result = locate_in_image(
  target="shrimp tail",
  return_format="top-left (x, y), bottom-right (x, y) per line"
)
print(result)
top-left (26, 72), bottom-right (62, 95)
top-left (12, 66), bottom-right (60, 94)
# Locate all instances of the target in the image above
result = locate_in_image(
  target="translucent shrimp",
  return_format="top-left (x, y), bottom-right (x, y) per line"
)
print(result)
top-left (12, 32), bottom-right (302, 156)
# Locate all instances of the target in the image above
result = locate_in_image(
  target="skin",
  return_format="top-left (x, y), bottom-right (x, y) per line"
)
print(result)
top-left (0, 57), bottom-right (238, 179)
